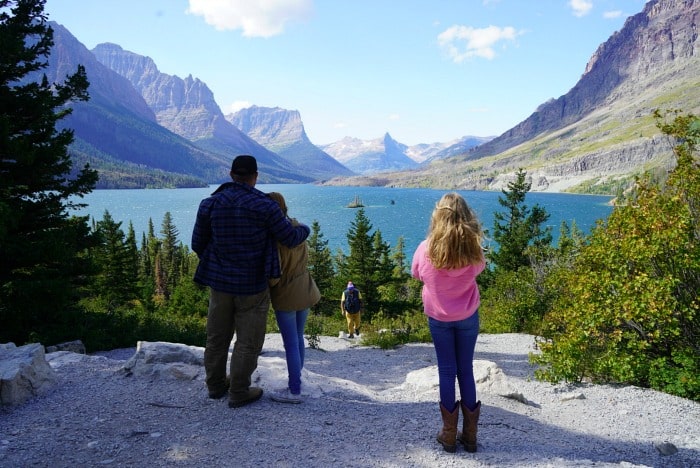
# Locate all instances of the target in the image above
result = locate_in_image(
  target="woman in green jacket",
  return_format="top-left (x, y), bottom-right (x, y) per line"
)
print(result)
top-left (267, 192), bottom-right (321, 403)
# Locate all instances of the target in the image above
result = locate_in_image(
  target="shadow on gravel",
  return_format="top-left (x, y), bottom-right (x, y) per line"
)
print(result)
top-left (260, 396), bottom-right (697, 467)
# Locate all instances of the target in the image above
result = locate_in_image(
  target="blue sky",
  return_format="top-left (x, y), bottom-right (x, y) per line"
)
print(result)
top-left (43, 0), bottom-right (646, 146)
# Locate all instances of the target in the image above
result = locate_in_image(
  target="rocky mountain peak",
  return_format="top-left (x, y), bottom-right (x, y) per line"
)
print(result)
top-left (584, 0), bottom-right (698, 78)
top-left (92, 43), bottom-right (161, 89)
top-left (46, 27), bottom-right (156, 123)
top-left (93, 44), bottom-right (223, 139)
top-left (322, 133), bottom-right (417, 174)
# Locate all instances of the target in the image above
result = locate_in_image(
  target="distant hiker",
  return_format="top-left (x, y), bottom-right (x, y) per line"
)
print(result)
top-left (340, 281), bottom-right (363, 338)
top-left (192, 155), bottom-right (310, 409)
top-left (267, 192), bottom-right (320, 404)
top-left (411, 192), bottom-right (486, 453)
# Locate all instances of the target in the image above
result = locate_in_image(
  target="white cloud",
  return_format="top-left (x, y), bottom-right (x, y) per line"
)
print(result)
top-left (227, 100), bottom-right (252, 113)
top-left (438, 25), bottom-right (520, 63)
top-left (603, 10), bottom-right (623, 19)
top-left (186, 0), bottom-right (313, 38)
top-left (388, 114), bottom-right (400, 121)
top-left (333, 122), bottom-right (348, 129)
top-left (569, 0), bottom-right (593, 17)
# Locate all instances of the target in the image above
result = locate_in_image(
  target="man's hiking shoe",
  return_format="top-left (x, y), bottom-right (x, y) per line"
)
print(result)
top-left (228, 387), bottom-right (263, 408)
top-left (208, 387), bottom-right (227, 399)
top-left (270, 388), bottom-right (302, 404)
top-left (208, 376), bottom-right (230, 399)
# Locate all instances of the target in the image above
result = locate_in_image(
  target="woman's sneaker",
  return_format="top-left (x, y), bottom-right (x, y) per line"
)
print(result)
top-left (270, 388), bottom-right (302, 404)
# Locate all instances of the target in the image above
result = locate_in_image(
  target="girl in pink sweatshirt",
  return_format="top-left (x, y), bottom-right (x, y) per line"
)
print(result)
top-left (411, 192), bottom-right (486, 454)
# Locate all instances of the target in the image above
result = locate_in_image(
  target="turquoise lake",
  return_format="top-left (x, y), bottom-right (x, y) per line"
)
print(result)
top-left (72, 184), bottom-right (614, 256)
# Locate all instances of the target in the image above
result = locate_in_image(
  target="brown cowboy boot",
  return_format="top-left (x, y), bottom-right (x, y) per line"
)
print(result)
top-left (458, 400), bottom-right (481, 453)
top-left (437, 402), bottom-right (459, 453)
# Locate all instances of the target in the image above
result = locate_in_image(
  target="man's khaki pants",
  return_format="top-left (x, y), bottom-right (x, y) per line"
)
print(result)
top-left (345, 311), bottom-right (361, 335)
top-left (204, 288), bottom-right (270, 397)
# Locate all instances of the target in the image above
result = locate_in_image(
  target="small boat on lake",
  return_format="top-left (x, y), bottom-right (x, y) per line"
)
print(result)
top-left (347, 195), bottom-right (364, 208)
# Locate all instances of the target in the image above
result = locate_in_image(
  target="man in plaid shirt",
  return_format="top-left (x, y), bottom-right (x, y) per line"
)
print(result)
top-left (192, 155), bottom-right (310, 408)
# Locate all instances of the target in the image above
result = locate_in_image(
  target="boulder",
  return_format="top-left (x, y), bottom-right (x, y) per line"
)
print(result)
top-left (0, 342), bottom-right (57, 406)
top-left (383, 359), bottom-right (532, 405)
top-left (121, 341), bottom-right (204, 380)
top-left (45, 339), bottom-right (86, 354)
top-left (474, 360), bottom-right (531, 404)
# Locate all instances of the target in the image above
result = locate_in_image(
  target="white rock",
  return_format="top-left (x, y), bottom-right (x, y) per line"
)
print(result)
top-left (121, 341), bottom-right (204, 380)
top-left (0, 342), bottom-right (57, 406)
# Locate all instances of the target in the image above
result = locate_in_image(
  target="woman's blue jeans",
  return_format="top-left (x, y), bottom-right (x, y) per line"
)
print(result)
top-left (428, 312), bottom-right (480, 411)
top-left (274, 309), bottom-right (309, 395)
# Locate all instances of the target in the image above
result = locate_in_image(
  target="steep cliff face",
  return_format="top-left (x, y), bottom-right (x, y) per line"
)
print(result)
top-left (470, 0), bottom-right (699, 160)
top-left (229, 106), bottom-right (305, 148)
top-left (47, 25), bottom-right (156, 123)
top-left (228, 106), bottom-right (354, 179)
top-left (39, 23), bottom-right (227, 187)
top-left (92, 44), bottom-right (243, 141)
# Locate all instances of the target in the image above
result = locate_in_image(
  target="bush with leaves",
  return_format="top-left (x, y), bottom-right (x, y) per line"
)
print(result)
top-left (361, 309), bottom-right (432, 349)
top-left (533, 110), bottom-right (700, 401)
top-left (480, 268), bottom-right (543, 333)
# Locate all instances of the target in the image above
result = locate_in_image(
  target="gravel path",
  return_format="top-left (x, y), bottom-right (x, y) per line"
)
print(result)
top-left (1, 333), bottom-right (698, 467)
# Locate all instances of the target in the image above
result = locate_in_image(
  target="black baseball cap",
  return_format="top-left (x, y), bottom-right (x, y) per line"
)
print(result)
top-left (231, 155), bottom-right (257, 176)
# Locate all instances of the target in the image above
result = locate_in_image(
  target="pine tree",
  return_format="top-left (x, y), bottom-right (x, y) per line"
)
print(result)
top-left (384, 236), bottom-right (420, 306)
top-left (341, 208), bottom-right (376, 307)
top-left (158, 211), bottom-right (181, 300)
top-left (125, 222), bottom-right (140, 292)
top-left (306, 220), bottom-right (336, 314)
top-left (0, 0), bottom-right (98, 343)
top-left (391, 236), bottom-right (408, 278)
top-left (488, 168), bottom-right (552, 272)
top-left (92, 211), bottom-right (138, 309)
top-left (371, 230), bottom-right (394, 290)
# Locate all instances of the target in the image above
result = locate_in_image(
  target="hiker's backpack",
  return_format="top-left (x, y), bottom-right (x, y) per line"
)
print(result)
top-left (344, 288), bottom-right (361, 313)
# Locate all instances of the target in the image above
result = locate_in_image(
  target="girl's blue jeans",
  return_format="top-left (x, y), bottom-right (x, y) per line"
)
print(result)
top-left (428, 312), bottom-right (480, 411)
top-left (274, 309), bottom-right (310, 395)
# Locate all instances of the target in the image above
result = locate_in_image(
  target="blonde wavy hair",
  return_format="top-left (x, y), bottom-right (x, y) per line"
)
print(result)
top-left (426, 192), bottom-right (484, 269)
top-left (268, 192), bottom-right (288, 217)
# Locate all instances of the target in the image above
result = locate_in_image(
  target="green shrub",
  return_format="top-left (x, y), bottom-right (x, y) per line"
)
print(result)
top-left (305, 312), bottom-right (324, 349)
top-left (480, 268), bottom-right (543, 334)
top-left (361, 310), bottom-right (431, 349)
top-left (532, 110), bottom-right (700, 401)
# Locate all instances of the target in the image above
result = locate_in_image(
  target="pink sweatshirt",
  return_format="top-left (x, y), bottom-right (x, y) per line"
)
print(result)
top-left (411, 240), bottom-right (486, 322)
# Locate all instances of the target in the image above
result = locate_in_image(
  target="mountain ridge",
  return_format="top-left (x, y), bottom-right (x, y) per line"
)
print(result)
top-left (91, 43), bottom-right (314, 184)
top-left (45, 23), bottom-right (225, 188)
top-left (336, 0), bottom-right (700, 193)
top-left (38, 0), bottom-right (700, 192)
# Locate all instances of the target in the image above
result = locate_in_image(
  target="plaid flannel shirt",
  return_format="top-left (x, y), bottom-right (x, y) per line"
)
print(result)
top-left (192, 182), bottom-right (310, 295)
